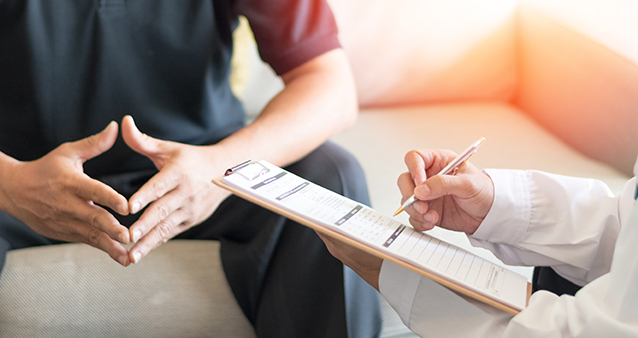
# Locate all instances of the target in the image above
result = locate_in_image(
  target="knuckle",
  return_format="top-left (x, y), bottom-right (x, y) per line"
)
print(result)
top-left (152, 203), bottom-right (171, 220)
top-left (404, 150), bottom-right (417, 163)
top-left (85, 134), bottom-right (99, 147)
top-left (431, 175), bottom-right (446, 188)
top-left (185, 192), bottom-right (196, 204)
top-left (90, 212), bottom-right (103, 229)
top-left (57, 142), bottom-right (73, 154)
top-left (86, 228), bottom-right (103, 247)
top-left (151, 181), bottom-right (166, 199)
top-left (156, 221), bottom-right (173, 239)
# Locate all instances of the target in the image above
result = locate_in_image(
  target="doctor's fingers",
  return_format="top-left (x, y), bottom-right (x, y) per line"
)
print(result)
top-left (404, 149), bottom-right (458, 185)
top-left (404, 200), bottom-right (439, 231)
top-left (414, 174), bottom-right (481, 203)
top-left (397, 172), bottom-right (417, 202)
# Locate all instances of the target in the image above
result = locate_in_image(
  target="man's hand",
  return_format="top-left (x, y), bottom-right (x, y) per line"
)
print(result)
top-left (0, 122), bottom-right (131, 266)
top-left (397, 149), bottom-right (495, 234)
top-left (121, 116), bottom-right (230, 264)
top-left (316, 232), bottom-right (383, 291)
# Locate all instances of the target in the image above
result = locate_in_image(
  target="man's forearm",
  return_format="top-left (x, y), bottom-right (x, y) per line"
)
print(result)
top-left (0, 151), bottom-right (19, 213)
top-left (211, 49), bottom-right (358, 170)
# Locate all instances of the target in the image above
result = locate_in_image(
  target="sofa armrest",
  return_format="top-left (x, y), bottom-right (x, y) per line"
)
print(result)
top-left (516, 0), bottom-right (638, 175)
top-left (327, 0), bottom-right (519, 108)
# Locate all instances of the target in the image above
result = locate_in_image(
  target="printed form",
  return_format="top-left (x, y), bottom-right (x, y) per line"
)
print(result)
top-left (222, 160), bottom-right (529, 312)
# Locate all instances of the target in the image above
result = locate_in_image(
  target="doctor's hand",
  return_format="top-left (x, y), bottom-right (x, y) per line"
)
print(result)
top-left (121, 116), bottom-right (230, 264)
top-left (0, 122), bottom-right (131, 266)
top-left (397, 149), bottom-right (494, 235)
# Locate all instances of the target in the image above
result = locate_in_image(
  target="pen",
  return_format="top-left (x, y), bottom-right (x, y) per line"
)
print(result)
top-left (393, 137), bottom-right (485, 216)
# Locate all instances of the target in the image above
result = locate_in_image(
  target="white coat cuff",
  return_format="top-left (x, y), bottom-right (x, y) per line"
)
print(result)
top-left (471, 169), bottom-right (531, 246)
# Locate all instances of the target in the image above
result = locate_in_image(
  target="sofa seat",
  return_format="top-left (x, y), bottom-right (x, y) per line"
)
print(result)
top-left (0, 240), bottom-right (256, 338)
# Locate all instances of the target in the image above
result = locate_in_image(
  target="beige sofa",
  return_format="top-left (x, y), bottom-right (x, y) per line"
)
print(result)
top-left (1, 0), bottom-right (636, 337)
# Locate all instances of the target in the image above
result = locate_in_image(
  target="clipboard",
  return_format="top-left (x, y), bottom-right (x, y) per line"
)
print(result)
top-left (214, 160), bottom-right (532, 315)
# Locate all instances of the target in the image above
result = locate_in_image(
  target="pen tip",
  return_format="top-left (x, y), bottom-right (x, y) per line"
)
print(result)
top-left (393, 207), bottom-right (404, 216)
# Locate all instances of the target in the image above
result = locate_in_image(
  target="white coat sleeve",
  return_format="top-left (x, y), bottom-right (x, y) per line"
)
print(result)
top-left (379, 168), bottom-right (638, 338)
top-left (469, 169), bottom-right (636, 286)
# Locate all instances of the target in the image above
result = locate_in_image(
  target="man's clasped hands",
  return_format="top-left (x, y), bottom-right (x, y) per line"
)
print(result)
top-left (0, 116), bottom-right (232, 267)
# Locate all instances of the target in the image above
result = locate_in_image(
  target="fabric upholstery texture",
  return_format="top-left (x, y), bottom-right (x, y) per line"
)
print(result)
top-left (0, 241), bottom-right (256, 338)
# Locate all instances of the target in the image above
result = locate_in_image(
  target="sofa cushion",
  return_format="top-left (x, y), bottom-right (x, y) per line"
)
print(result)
top-left (327, 0), bottom-right (519, 108)
top-left (0, 240), bottom-right (256, 338)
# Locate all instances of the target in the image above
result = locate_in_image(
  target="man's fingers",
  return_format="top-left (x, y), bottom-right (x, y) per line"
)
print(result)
top-left (67, 121), bottom-right (119, 161)
top-left (128, 168), bottom-right (180, 215)
top-left (72, 198), bottom-right (130, 244)
top-left (75, 223), bottom-right (131, 266)
top-left (129, 209), bottom-right (187, 263)
top-left (129, 188), bottom-right (182, 242)
top-left (120, 115), bottom-right (163, 158)
top-left (74, 177), bottom-right (129, 215)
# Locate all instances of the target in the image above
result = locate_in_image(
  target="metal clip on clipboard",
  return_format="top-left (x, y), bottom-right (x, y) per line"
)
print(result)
top-left (225, 160), bottom-right (270, 181)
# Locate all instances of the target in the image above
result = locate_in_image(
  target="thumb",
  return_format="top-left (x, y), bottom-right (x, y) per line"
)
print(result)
top-left (71, 121), bottom-right (118, 162)
top-left (414, 174), bottom-right (475, 202)
top-left (121, 115), bottom-right (163, 158)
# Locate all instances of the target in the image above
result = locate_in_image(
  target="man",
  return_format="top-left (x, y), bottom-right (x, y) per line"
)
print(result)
top-left (0, 1), bottom-right (381, 336)
top-left (319, 147), bottom-right (638, 337)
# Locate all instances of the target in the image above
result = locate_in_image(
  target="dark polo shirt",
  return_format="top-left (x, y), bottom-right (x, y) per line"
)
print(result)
top-left (0, 0), bottom-right (340, 177)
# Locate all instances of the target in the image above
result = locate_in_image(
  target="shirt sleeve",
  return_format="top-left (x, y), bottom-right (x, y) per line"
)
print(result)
top-left (469, 169), bottom-right (635, 286)
top-left (234, 0), bottom-right (341, 75)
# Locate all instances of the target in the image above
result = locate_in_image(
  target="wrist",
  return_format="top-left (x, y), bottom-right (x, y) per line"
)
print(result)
top-left (471, 169), bottom-right (529, 245)
top-left (0, 153), bottom-right (19, 211)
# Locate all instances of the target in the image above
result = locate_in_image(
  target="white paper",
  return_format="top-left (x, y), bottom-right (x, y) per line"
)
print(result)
top-left (223, 160), bottom-right (528, 311)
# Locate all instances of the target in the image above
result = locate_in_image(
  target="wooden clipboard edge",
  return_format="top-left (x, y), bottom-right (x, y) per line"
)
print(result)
top-left (213, 176), bottom-right (527, 316)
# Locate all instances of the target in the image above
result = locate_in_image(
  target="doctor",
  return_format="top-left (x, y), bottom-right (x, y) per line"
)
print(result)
top-left (318, 147), bottom-right (638, 337)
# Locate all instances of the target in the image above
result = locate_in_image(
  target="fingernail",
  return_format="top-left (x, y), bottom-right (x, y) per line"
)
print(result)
top-left (133, 251), bottom-right (142, 264)
top-left (118, 255), bottom-right (128, 266)
top-left (131, 201), bottom-right (141, 214)
top-left (424, 212), bottom-right (435, 223)
top-left (104, 121), bottom-right (116, 131)
top-left (413, 202), bottom-right (423, 214)
top-left (118, 202), bottom-right (128, 215)
top-left (132, 230), bottom-right (141, 243)
top-left (119, 231), bottom-right (129, 244)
